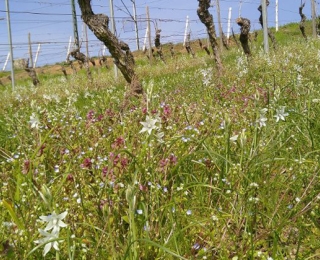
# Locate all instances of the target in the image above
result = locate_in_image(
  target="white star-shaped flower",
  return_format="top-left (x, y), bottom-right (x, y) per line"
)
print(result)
top-left (34, 229), bottom-right (60, 256)
top-left (274, 106), bottom-right (289, 122)
top-left (230, 135), bottom-right (238, 142)
top-left (139, 116), bottom-right (158, 135)
top-left (257, 115), bottom-right (267, 128)
top-left (39, 211), bottom-right (68, 234)
top-left (257, 108), bottom-right (268, 128)
top-left (29, 113), bottom-right (40, 129)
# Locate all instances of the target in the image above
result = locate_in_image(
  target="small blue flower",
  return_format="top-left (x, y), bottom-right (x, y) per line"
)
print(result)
top-left (192, 243), bottom-right (200, 250)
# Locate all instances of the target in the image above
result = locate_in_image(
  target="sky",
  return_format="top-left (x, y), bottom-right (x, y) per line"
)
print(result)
top-left (0, 0), bottom-right (318, 70)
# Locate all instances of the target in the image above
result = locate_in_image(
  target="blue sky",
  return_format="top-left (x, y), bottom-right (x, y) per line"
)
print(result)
top-left (0, 0), bottom-right (317, 69)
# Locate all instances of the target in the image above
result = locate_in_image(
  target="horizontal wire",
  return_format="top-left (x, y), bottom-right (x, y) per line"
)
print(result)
top-left (0, 1), bottom-right (316, 67)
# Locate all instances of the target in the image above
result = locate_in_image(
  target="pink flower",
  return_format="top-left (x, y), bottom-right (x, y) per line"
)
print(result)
top-left (81, 158), bottom-right (92, 169)
top-left (86, 110), bottom-right (95, 121)
top-left (23, 160), bottom-right (30, 174)
top-left (111, 136), bottom-right (125, 149)
top-left (66, 174), bottom-right (74, 182)
top-left (169, 154), bottom-right (177, 165)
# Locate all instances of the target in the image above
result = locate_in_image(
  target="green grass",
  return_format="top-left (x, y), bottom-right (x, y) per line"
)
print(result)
top-left (0, 22), bottom-right (320, 259)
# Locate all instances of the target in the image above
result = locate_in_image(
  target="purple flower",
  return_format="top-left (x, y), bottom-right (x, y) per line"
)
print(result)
top-left (81, 158), bottom-right (92, 169)
top-left (86, 110), bottom-right (95, 121)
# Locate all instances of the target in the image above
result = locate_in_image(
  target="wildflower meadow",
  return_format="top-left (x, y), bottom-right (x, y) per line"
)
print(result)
top-left (1, 27), bottom-right (320, 259)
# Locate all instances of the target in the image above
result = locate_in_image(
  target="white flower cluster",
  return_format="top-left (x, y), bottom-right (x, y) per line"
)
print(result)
top-left (200, 67), bottom-right (213, 86)
top-left (140, 115), bottom-right (164, 143)
top-left (29, 113), bottom-right (40, 129)
top-left (34, 211), bottom-right (68, 256)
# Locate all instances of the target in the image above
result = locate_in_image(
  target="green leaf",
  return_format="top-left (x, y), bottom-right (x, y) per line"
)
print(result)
top-left (122, 215), bottom-right (129, 224)
top-left (1, 200), bottom-right (25, 230)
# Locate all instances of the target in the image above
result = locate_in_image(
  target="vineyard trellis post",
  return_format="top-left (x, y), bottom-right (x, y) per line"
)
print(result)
top-left (5, 0), bottom-right (15, 90)
top-left (261, 0), bottom-right (269, 53)
top-left (227, 7), bottom-right (232, 43)
top-left (2, 52), bottom-right (10, 71)
top-left (33, 44), bottom-right (41, 68)
top-left (66, 36), bottom-right (72, 62)
top-left (109, 0), bottom-right (118, 79)
top-left (71, 0), bottom-right (80, 49)
top-left (142, 27), bottom-right (148, 52)
top-left (28, 33), bottom-right (34, 68)
top-left (275, 0), bottom-right (278, 31)
top-left (132, 0), bottom-right (140, 50)
top-left (311, 0), bottom-right (317, 37)
top-left (183, 16), bottom-right (190, 47)
top-left (102, 45), bottom-right (106, 56)
top-left (119, 0), bottom-right (140, 51)
top-left (216, 0), bottom-right (223, 52)
top-left (146, 6), bottom-right (153, 64)
top-left (84, 23), bottom-right (89, 58)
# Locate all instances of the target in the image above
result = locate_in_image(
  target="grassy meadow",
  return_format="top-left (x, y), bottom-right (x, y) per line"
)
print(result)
top-left (1, 24), bottom-right (320, 259)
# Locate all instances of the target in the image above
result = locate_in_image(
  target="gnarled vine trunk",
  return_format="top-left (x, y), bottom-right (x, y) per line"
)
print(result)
top-left (236, 17), bottom-right (251, 56)
top-left (68, 48), bottom-right (92, 81)
top-left (197, 0), bottom-right (223, 75)
top-left (299, 3), bottom-right (307, 40)
top-left (185, 33), bottom-right (195, 58)
top-left (154, 29), bottom-right (166, 63)
top-left (24, 59), bottom-right (40, 86)
top-left (77, 0), bottom-right (143, 95)
top-left (198, 39), bottom-right (211, 56)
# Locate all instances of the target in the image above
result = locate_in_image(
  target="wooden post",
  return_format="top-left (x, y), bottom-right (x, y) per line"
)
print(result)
top-left (146, 6), bottom-right (152, 64)
top-left (261, 0), bottom-right (269, 53)
top-left (216, 0), bottom-right (223, 51)
top-left (28, 33), bottom-right (34, 68)
top-left (132, 0), bottom-right (140, 50)
top-left (109, 0), bottom-right (118, 79)
top-left (84, 22), bottom-right (89, 58)
top-left (71, 0), bottom-right (79, 49)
